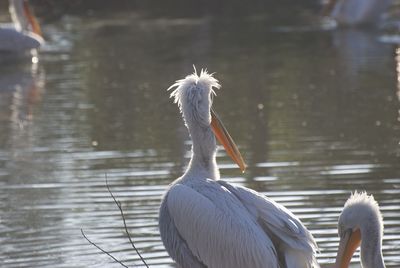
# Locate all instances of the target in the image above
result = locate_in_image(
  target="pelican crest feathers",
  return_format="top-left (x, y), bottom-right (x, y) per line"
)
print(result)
top-left (339, 191), bottom-right (384, 238)
top-left (342, 191), bottom-right (383, 223)
top-left (168, 68), bottom-right (220, 127)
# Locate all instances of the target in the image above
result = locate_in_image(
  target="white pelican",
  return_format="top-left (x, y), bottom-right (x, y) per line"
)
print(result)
top-left (334, 192), bottom-right (385, 268)
top-left (322, 0), bottom-right (392, 26)
top-left (0, 0), bottom-right (44, 54)
top-left (159, 69), bottom-right (318, 268)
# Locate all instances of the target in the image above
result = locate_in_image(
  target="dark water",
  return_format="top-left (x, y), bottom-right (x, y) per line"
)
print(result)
top-left (0, 4), bottom-right (399, 268)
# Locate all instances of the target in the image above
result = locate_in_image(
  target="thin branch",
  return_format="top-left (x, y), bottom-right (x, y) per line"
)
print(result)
top-left (81, 229), bottom-right (130, 268)
top-left (105, 174), bottom-right (150, 268)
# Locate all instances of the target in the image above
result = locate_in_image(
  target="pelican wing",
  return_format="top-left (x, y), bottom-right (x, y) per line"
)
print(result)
top-left (164, 181), bottom-right (280, 268)
top-left (217, 180), bottom-right (319, 268)
top-left (159, 192), bottom-right (206, 268)
top-left (0, 28), bottom-right (43, 52)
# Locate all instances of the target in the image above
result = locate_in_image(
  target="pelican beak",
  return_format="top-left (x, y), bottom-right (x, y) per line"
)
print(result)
top-left (210, 108), bottom-right (246, 173)
top-left (334, 229), bottom-right (362, 268)
top-left (23, 0), bottom-right (43, 38)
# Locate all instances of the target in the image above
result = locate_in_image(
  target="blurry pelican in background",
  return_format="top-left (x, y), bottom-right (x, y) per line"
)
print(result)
top-left (159, 69), bottom-right (318, 268)
top-left (334, 192), bottom-right (385, 268)
top-left (322, 0), bottom-right (392, 26)
top-left (0, 0), bottom-right (44, 57)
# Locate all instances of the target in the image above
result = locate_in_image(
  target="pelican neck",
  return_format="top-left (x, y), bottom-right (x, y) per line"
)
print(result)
top-left (184, 123), bottom-right (220, 181)
top-left (360, 226), bottom-right (385, 268)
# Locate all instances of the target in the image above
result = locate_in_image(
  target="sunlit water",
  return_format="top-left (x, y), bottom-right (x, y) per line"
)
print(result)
top-left (1, 4), bottom-right (399, 268)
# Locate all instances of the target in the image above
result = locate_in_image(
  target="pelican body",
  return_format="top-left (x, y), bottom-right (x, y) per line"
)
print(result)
top-left (159, 70), bottom-right (318, 268)
top-left (0, 0), bottom-right (43, 54)
top-left (334, 192), bottom-right (385, 268)
top-left (323, 0), bottom-right (392, 26)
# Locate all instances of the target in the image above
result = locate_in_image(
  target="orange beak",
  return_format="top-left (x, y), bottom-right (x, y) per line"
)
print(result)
top-left (210, 108), bottom-right (246, 173)
top-left (334, 229), bottom-right (362, 268)
top-left (23, 0), bottom-right (43, 37)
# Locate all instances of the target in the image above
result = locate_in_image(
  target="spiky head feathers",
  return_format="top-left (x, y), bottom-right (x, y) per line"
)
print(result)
top-left (168, 69), bottom-right (220, 128)
top-left (338, 191), bottom-right (383, 236)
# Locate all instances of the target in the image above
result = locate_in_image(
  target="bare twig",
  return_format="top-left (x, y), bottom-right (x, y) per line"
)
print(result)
top-left (81, 229), bottom-right (130, 268)
top-left (105, 174), bottom-right (150, 268)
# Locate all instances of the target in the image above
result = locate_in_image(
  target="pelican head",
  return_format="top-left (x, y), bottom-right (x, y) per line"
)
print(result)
top-left (168, 68), bottom-right (246, 175)
top-left (335, 191), bottom-right (385, 268)
top-left (9, 0), bottom-right (43, 38)
top-left (169, 68), bottom-right (219, 130)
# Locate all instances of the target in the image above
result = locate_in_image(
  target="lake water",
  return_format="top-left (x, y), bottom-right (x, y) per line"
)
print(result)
top-left (0, 3), bottom-right (399, 268)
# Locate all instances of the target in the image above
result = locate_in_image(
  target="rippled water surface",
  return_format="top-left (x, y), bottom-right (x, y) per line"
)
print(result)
top-left (1, 3), bottom-right (400, 268)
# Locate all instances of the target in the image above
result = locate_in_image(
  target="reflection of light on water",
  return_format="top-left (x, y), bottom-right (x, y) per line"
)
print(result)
top-left (9, 68), bottom-right (45, 126)
top-left (396, 47), bottom-right (400, 93)
top-left (321, 164), bottom-right (375, 175)
top-left (256, 161), bottom-right (299, 168)
top-left (32, 56), bottom-right (39, 64)
top-left (379, 34), bottom-right (400, 44)
top-left (396, 48), bottom-right (400, 124)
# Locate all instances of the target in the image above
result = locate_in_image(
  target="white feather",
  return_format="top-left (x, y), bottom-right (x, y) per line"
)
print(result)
top-left (217, 181), bottom-right (319, 268)
top-left (166, 181), bottom-right (279, 268)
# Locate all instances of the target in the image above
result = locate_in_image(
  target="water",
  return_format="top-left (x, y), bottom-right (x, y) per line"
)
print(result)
top-left (1, 3), bottom-right (399, 268)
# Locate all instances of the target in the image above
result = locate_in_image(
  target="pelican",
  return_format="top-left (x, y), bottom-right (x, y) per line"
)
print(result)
top-left (159, 69), bottom-right (318, 268)
top-left (0, 0), bottom-right (44, 54)
top-left (334, 191), bottom-right (385, 268)
top-left (322, 0), bottom-right (392, 26)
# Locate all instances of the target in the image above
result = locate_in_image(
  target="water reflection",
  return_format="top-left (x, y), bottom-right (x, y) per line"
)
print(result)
top-left (0, 4), bottom-right (399, 268)
top-left (0, 62), bottom-right (45, 146)
top-left (396, 47), bottom-right (400, 125)
top-left (332, 29), bottom-right (393, 74)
